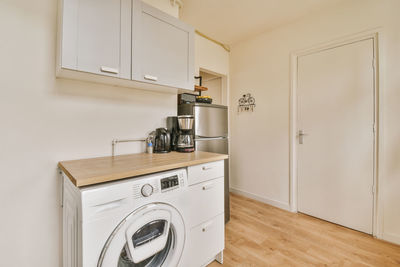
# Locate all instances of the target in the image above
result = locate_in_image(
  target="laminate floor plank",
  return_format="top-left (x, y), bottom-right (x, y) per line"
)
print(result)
top-left (208, 193), bottom-right (400, 267)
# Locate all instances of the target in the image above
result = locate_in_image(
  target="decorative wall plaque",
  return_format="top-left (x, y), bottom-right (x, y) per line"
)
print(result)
top-left (238, 93), bottom-right (256, 112)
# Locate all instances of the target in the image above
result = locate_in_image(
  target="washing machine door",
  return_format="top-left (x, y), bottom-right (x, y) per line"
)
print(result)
top-left (98, 203), bottom-right (185, 267)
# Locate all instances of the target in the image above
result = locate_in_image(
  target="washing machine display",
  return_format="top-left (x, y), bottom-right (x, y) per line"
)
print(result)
top-left (161, 175), bottom-right (179, 191)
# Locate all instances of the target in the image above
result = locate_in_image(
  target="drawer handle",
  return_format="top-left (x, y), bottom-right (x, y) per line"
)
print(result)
top-left (144, 75), bottom-right (158, 81)
top-left (202, 183), bottom-right (215, 191)
top-left (100, 66), bottom-right (119, 74)
top-left (202, 221), bottom-right (213, 232)
top-left (202, 166), bottom-right (213, 171)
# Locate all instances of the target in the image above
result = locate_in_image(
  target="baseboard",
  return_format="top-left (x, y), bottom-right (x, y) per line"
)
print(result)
top-left (382, 232), bottom-right (400, 245)
top-left (229, 187), bottom-right (291, 212)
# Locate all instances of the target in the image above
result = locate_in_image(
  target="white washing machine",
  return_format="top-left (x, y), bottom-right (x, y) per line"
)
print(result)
top-left (62, 168), bottom-right (190, 267)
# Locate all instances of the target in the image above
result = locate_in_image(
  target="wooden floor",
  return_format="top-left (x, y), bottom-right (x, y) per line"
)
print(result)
top-left (209, 193), bottom-right (400, 267)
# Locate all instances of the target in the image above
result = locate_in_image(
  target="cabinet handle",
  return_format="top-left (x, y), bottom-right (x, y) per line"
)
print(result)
top-left (144, 75), bottom-right (158, 81)
top-left (202, 183), bottom-right (215, 191)
top-left (202, 221), bottom-right (213, 232)
top-left (100, 66), bottom-right (119, 74)
top-left (202, 166), bottom-right (212, 171)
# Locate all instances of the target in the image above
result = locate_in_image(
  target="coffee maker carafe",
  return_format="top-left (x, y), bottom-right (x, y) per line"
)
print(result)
top-left (167, 116), bottom-right (194, 152)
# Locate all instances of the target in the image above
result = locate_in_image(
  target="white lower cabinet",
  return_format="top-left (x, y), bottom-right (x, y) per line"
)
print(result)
top-left (182, 161), bottom-right (225, 266)
top-left (185, 177), bottom-right (224, 228)
top-left (183, 214), bottom-right (225, 267)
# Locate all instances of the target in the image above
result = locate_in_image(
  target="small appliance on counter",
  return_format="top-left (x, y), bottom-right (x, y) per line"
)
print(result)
top-left (167, 117), bottom-right (179, 151)
top-left (178, 93), bottom-right (196, 104)
top-left (167, 116), bottom-right (194, 153)
top-left (177, 116), bottom-right (194, 152)
top-left (153, 128), bottom-right (171, 153)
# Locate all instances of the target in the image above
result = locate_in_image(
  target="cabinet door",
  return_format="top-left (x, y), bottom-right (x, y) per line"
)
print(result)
top-left (61, 0), bottom-right (131, 79)
top-left (132, 0), bottom-right (194, 90)
top-left (180, 214), bottom-right (224, 267)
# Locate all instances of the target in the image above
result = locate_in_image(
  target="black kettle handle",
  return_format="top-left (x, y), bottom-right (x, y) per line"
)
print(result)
top-left (165, 131), bottom-right (170, 151)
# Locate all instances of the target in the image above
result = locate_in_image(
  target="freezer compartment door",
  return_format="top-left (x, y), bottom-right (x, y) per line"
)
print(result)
top-left (194, 105), bottom-right (228, 137)
top-left (195, 137), bottom-right (228, 154)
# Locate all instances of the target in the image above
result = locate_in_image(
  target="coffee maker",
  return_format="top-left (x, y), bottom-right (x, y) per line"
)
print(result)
top-left (167, 116), bottom-right (194, 152)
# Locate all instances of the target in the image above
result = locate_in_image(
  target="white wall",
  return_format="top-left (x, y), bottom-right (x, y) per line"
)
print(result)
top-left (200, 72), bottom-right (222, 105)
top-left (195, 34), bottom-right (230, 76)
top-left (0, 0), bottom-right (178, 266)
top-left (229, 0), bottom-right (400, 244)
top-left (203, 77), bottom-right (222, 105)
top-left (194, 34), bottom-right (230, 107)
top-left (194, 34), bottom-right (230, 108)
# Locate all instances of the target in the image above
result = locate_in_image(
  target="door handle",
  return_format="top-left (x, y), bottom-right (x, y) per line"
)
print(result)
top-left (144, 75), bottom-right (158, 81)
top-left (195, 137), bottom-right (226, 141)
top-left (100, 66), bottom-right (119, 74)
top-left (298, 130), bottom-right (308, 144)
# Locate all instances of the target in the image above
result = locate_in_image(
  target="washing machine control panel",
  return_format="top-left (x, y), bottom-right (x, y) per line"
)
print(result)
top-left (161, 175), bottom-right (179, 191)
top-left (132, 169), bottom-right (187, 199)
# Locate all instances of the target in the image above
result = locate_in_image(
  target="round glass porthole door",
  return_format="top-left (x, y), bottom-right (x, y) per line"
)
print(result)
top-left (98, 203), bottom-right (185, 267)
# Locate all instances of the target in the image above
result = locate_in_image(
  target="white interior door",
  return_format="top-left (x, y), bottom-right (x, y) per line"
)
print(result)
top-left (297, 38), bottom-right (375, 234)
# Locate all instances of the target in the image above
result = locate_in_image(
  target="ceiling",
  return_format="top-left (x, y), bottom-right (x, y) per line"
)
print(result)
top-left (180, 0), bottom-right (346, 45)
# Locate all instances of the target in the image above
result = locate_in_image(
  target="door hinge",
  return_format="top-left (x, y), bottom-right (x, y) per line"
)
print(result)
top-left (372, 58), bottom-right (376, 70)
top-left (372, 185), bottom-right (376, 194)
top-left (373, 123), bottom-right (376, 133)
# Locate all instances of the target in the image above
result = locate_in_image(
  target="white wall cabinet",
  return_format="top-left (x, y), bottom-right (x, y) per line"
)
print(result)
top-left (57, 0), bottom-right (194, 92)
top-left (59, 0), bottom-right (131, 79)
top-left (132, 0), bottom-right (194, 90)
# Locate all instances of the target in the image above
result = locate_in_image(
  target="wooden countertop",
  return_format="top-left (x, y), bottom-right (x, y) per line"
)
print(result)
top-left (58, 151), bottom-right (228, 187)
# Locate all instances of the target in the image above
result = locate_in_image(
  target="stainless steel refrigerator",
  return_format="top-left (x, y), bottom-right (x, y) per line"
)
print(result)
top-left (178, 103), bottom-right (230, 223)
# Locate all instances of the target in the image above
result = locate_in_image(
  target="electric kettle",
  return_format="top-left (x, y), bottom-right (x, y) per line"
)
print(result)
top-left (154, 128), bottom-right (171, 153)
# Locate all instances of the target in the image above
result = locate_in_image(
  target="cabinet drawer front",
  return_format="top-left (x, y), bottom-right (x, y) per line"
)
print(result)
top-left (182, 214), bottom-right (224, 267)
top-left (186, 177), bottom-right (224, 227)
top-left (187, 160), bottom-right (224, 186)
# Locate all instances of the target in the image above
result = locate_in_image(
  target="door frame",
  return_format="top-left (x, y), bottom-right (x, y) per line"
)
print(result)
top-left (289, 30), bottom-right (382, 237)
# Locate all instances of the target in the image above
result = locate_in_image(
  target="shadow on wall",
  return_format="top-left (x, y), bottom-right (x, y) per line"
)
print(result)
top-left (54, 78), bottom-right (176, 107)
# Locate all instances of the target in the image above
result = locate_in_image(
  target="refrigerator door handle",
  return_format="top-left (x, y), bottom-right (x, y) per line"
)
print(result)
top-left (195, 136), bottom-right (228, 141)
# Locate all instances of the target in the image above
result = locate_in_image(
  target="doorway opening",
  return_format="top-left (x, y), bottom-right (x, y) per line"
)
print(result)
top-left (197, 68), bottom-right (228, 106)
